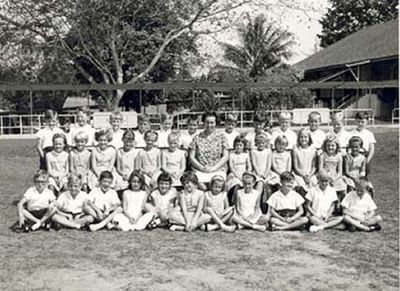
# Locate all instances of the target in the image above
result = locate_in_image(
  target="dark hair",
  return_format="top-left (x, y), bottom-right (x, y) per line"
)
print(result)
top-left (127, 170), bottom-right (146, 190)
top-left (122, 129), bottom-right (135, 140)
top-left (253, 111), bottom-right (266, 124)
top-left (187, 115), bottom-right (199, 125)
top-left (355, 111), bottom-right (369, 120)
top-left (52, 133), bottom-right (68, 151)
top-left (210, 175), bottom-right (225, 189)
top-left (180, 171), bottom-right (199, 185)
top-left (99, 170), bottom-right (113, 181)
top-left (157, 172), bottom-right (172, 185)
top-left (44, 109), bottom-right (58, 121)
top-left (348, 136), bottom-right (363, 148)
top-left (280, 171), bottom-right (295, 182)
top-left (95, 128), bottom-right (113, 142)
top-left (202, 111), bottom-right (219, 125)
top-left (233, 135), bottom-right (248, 151)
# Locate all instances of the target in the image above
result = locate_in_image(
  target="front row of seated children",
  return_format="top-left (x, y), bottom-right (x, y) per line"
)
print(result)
top-left (15, 167), bottom-right (382, 233)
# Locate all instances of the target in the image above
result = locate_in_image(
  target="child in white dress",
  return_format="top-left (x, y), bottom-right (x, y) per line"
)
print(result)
top-left (202, 175), bottom-right (235, 232)
top-left (271, 135), bottom-right (292, 178)
top-left (161, 132), bottom-right (186, 186)
top-left (69, 131), bottom-right (92, 192)
top-left (146, 173), bottom-right (178, 229)
top-left (90, 129), bottom-right (117, 188)
top-left (329, 111), bottom-right (351, 155)
top-left (227, 135), bottom-right (251, 193)
top-left (318, 135), bottom-right (347, 200)
top-left (223, 113), bottom-right (240, 150)
top-left (135, 130), bottom-right (162, 189)
top-left (169, 172), bottom-right (210, 232)
top-left (46, 133), bottom-right (69, 196)
top-left (115, 130), bottom-right (139, 191)
top-left (113, 170), bottom-right (153, 231)
top-left (231, 172), bottom-right (268, 231)
top-left (343, 136), bottom-right (369, 190)
top-left (292, 128), bottom-right (317, 194)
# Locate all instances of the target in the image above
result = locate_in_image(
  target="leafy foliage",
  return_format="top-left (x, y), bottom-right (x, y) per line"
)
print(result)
top-left (318, 0), bottom-right (398, 48)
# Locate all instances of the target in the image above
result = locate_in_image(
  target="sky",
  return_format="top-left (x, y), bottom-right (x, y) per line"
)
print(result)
top-left (194, 0), bottom-right (329, 75)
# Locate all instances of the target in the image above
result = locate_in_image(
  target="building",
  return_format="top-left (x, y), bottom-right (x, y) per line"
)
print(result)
top-left (296, 19), bottom-right (398, 119)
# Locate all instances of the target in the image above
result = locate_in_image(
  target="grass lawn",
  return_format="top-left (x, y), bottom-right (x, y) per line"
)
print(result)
top-left (0, 127), bottom-right (398, 291)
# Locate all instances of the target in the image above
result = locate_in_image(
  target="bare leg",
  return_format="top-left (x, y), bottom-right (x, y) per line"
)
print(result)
top-left (321, 216), bottom-right (343, 229)
top-left (274, 217), bottom-right (309, 231)
top-left (89, 207), bottom-right (122, 232)
top-left (206, 207), bottom-right (234, 232)
top-left (31, 206), bottom-right (57, 231)
top-left (52, 213), bottom-right (81, 229)
top-left (22, 209), bottom-right (40, 224)
top-left (231, 214), bottom-right (266, 232)
top-left (82, 201), bottom-right (101, 220)
top-left (194, 213), bottom-right (212, 229)
top-left (270, 217), bottom-right (289, 227)
top-left (343, 215), bottom-right (370, 231)
top-left (74, 215), bottom-right (94, 226)
top-left (363, 215), bottom-right (383, 226)
top-left (132, 212), bottom-right (154, 231)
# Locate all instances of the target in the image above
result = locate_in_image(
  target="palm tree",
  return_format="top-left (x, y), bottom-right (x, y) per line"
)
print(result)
top-left (223, 14), bottom-right (295, 79)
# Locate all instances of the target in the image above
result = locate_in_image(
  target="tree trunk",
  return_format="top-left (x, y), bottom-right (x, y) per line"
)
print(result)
top-left (108, 89), bottom-right (126, 111)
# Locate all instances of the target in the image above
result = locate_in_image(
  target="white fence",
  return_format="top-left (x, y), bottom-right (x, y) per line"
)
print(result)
top-left (0, 108), bottom-right (375, 135)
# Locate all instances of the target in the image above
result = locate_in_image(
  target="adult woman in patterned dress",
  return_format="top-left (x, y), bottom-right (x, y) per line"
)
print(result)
top-left (189, 112), bottom-right (229, 187)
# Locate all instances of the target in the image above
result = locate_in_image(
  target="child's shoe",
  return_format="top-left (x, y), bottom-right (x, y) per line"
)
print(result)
top-left (309, 225), bottom-right (324, 233)
top-left (369, 224), bottom-right (381, 232)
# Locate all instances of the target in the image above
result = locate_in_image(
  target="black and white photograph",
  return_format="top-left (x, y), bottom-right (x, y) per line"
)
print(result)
top-left (0, 0), bottom-right (398, 290)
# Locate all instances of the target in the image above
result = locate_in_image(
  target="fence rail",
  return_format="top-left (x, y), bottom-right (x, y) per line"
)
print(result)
top-left (0, 108), bottom-right (375, 136)
top-left (392, 108), bottom-right (399, 124)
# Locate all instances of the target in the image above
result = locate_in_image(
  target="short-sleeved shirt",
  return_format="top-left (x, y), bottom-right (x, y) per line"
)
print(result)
top-left (305, 185), bottom-right (338, 218)
top-left (180, 131), bottom-right (197, 149)
top-left (349, 128), bottom-right (376, 153)
top-left (23, 187), bottom-right (56, 211)
top-left (134, 131), bottom-right (146, 149)
top-left (223, 130), bottom-right (240, 150)
top-left (310, 129), bottom-right (326, 149)
top-left (156, 129), bottom-right (171, 149)
top-left (57, 190), bottom-right (88, 214)
top-left (329, 128), bottom-right (351, 153)
top-left (345, 153), bottom-right (366, 179)
top-left (271, 128), bottom-right (297, 150)
top-left (87, 187), bottom-right (120, 211)
top-left (190, 130), bottom-right (228, 172)
top-left (109, 129), bottom-right (125, 150)
top-left (341, 191), bottom-right (377, 217)
top-left (36, 127), bottom-right (64, 149)
top-left (267, 190), bottom-right (305, 211)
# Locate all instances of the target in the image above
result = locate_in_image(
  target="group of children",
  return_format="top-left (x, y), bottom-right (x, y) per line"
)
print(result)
top-left (15, 108), bottom-right (383, 233)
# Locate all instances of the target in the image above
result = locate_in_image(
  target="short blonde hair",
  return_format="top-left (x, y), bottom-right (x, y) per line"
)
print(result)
top-left (109, 111), bottom-right (123, 121)
top-left (279, 111), bottom-right (291, 120)
top-left (74, 131), bottom-right (89, 143)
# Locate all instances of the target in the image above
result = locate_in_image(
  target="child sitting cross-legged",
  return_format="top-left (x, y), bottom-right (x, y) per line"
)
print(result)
top-left (201, 175), bottom-right (236, 233)
top-left (83, 171), bottom-right (122, 231)
top-left (17, 170), bottom-right (57, 232)
top-left (231, 172), bottom-right (269, 232)
top-left (169, 171), bottom-right (210, 232)
top-left (305, 174), bottom-right (344, 233)
top-left (267, 172), bottom-right (309, 231)
top-left (52, 174), bottom-right (94, 230)
top-left (146, 173), bottom-right (178, 229)
top-left (342, 178), bottom-right (382, 232)
top-left (112, 170), bottom-right (154, 231)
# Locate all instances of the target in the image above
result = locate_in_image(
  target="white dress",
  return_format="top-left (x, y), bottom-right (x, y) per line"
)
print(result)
top-left (227, 152), bottom-right (249, 189)
top-left (115, 148), bottom-right (139, 190)
top-left (90, 146), bottom-right (116, 188)
top-left (46, 151), bottom-right (69, 191)
top-left (293, 146), bottom-right (317, 189)
top-left (113, 190), bottom-right (152, 231)
top-left (235, 188), bottom-right (262, 223)
top-left (135, 147), bottom-right (161, 185)
top-left (204, 191), bottom-right (227, 216)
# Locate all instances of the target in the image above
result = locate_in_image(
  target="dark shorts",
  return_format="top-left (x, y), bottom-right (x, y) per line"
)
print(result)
top-left (276, 209), bottom-right (297, 218)
top-left (30, 209), bottom-right (48, 219)
top-left (39, 147), bottom-right (53, 170)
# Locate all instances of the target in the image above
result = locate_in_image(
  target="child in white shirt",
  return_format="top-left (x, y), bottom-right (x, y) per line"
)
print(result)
top-left (69, 108), bottom-right (95, 147)
top-left (223, 113), bottom-right (240, 150)
top-left (161, 132), bottom-right (186, 186)
top-left (271, 111), bottom-right (297, 150)
top-left (342, 178), bottom-right (382, 231)
top-left (308, 111), bottom-right (326, 150)
top-left (84, 171), bottom-right (122, 231)
top-left (305, 174), bottom-right (343, 232)
top-left (108, 111), bottom-right (125, 150)
top-left (267, 172), bottom-right (308, 231)
top-left (135, 114), bottom-right (151, 149)
top-left (245, 112), bottom-right (272, 150)
top-left (180, 116), bottom-right (199, 150)
top-left (157, 113), bottom-right (174, 149)
top-left (329, 111), bottom-right (351, 155)
top-left (17, 170), bottom-right (57, 232)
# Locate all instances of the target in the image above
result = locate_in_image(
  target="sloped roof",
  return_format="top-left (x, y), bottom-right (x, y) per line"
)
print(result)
top-left (297, 19), bottom-right (398, 72)
top-left (63, 97), bottom-right (97, 109)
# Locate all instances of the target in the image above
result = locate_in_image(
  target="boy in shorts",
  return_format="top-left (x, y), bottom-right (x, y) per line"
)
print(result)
top-left (17, 170), bottom-right (57, 231)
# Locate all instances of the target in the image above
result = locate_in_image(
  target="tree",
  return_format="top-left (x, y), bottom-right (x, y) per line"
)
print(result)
top-left (318, 0), bottom-right (398, 48)
top-left (0, 0), bottom-right (255, 110)
top-left (222, 14), bottom-right (295, 79)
